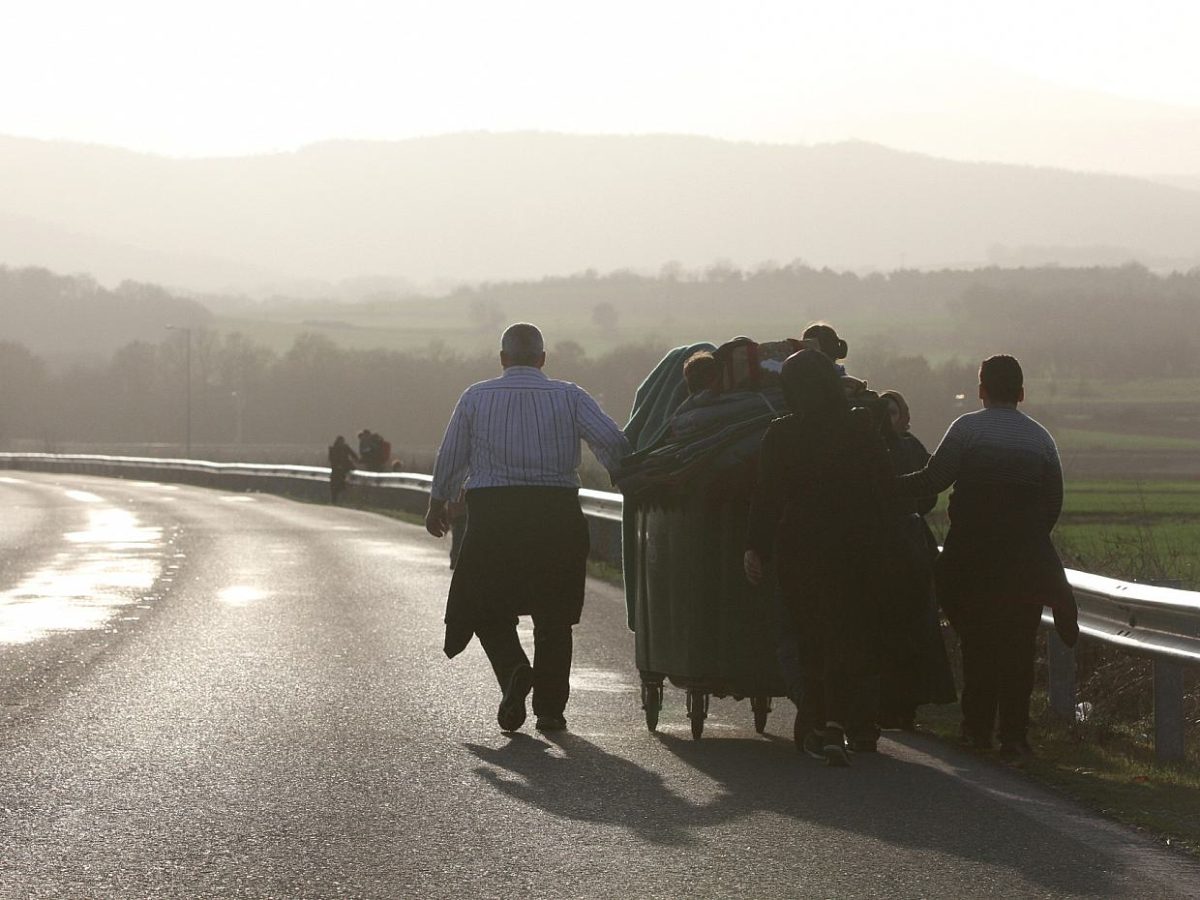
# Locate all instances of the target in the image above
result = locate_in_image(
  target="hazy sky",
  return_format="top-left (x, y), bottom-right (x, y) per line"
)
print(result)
top-left (5, 0), bottom-right (1200, 169)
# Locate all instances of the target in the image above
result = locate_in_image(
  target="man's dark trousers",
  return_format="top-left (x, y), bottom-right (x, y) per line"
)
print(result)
top-left (957, 598), bottom-right (1043, 744)
top-left (476, 615), bottom-right (573, 718)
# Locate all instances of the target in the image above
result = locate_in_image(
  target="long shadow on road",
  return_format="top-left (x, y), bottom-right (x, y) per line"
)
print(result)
top-left (467, 730), bottom-right (1129, 896)
top-left (465, 733), bottom-right (721, 846)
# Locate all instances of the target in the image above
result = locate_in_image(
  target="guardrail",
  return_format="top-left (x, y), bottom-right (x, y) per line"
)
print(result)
top-left (2, 452), bottom-right (1196, 761)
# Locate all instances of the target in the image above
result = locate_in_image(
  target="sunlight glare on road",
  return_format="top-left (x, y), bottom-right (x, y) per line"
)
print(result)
top-left (216, 585), bottom-right (268, 607)
top-left (0, 505), bottom-right (163, 644)
top-left (63, 490), bottom-right (103, 503)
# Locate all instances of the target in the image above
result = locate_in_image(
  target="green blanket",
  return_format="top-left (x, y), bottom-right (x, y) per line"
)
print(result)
top-left (621, 342), bottom-right (716, 629)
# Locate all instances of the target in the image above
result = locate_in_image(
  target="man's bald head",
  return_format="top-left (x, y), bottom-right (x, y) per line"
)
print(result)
top-left (500, 323), bottom-right (546, 368)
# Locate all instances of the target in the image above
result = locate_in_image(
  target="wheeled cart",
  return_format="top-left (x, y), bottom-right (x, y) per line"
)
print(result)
top-left (632, 487), bottom-right (787, 739)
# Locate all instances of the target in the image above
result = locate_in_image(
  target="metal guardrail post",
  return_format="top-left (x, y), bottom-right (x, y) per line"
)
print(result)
top-left (1151, 578), bottom-right (1187, 762)
top-left (1046, 631), bottom-right (1077, 720)
top-left (1154, 660), bottom-right (1186, 763)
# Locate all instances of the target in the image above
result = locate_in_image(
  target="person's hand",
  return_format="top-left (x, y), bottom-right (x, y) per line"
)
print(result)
top-left (743, 549), bottom-right (763, 585)
top-left (425, 500), bottom-right (450, 538)
top-left (1053, 602), bottom-right (1080, 648)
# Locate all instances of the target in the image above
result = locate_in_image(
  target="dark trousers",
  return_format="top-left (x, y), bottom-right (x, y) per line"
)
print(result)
top-left (329, 469), bottom-right (349, 503)
top-left (878, 654), bottom-right (920, 724)
top-left (792, 595), bottom-right (880, 741)
top-left (957, 599), bottom-right (1043, 744)
top-left (475, 616), bottom-right (573, 718)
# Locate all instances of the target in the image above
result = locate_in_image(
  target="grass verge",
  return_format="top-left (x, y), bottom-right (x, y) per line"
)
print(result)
top-left (587, 559), bottom-right (625, 587)
top-left (917, 691), bottom-right (1200, 858)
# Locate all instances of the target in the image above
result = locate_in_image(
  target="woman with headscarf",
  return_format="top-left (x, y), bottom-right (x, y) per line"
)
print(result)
top-left (876, 390), bottom-right (957, 730)
top-left (744, 350), bottom-right (893, 766)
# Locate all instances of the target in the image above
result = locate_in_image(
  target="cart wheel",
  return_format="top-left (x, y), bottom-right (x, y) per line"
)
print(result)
top-left (751, 695), bottom-right (772, 734)
top-left (686, 689), bottom-right (708, 741)
top-left (640, 680), bottom-right (664, 732)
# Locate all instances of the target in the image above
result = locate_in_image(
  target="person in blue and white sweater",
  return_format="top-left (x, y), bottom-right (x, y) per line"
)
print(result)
top-left (897, 354), bottom-right (1078, 762)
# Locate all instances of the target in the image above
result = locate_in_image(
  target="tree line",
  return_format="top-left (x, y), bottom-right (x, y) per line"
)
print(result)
top-left (4, 259), bottom-right (1197, 468)
top-left (441, 260), bottom-right (1199, 379)
top-left (0, 329), bottom-right (983, 467)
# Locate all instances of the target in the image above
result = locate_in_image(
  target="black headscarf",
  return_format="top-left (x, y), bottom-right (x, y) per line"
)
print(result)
top-left (780, 349), bottom-right (850, 421)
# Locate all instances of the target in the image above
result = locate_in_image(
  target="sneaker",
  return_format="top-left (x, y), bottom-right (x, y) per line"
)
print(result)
top-left (998, 739), bottom-right (1034, 763)
top-left (535, 715), bottom-right (568, 732)
top-left (497, 665), bottom-right (533, 732)
top-left (822, 726), bottom-right (851, 767)
top-left (801, 729), bottom-right (825, 761)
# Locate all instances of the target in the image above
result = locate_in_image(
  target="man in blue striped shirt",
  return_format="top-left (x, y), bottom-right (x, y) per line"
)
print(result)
top-left (426, 323), bottom-right (630, 733)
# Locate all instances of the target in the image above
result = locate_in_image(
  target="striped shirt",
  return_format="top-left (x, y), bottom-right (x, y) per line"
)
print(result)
top-left (899, 406), bottom-right (1064, 529)
top-left (430, 366), bottom-right (631, 501)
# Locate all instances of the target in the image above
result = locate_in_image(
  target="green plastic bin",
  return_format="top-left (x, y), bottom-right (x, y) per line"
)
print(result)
top-left (633, 488), bottom-right (787, 739)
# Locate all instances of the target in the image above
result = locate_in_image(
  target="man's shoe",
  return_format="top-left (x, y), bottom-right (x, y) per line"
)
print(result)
top-left (998, 739), bottom-right (1034, 763)
top-left (497, 665), bottom-right (534, 732)
top-left (822, 726), bottom-right (851, 767)
top-left (535, 715), bottom-right (568, 732)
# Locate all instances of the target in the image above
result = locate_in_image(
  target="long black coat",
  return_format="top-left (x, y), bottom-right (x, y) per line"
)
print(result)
top-left (746, 406), bottom-right (892, 622)
top-left (880, 432), bottom-right (957, 707)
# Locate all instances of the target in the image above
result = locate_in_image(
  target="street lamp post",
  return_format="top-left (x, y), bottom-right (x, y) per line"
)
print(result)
top-left (231, 390), bottom-right (245, 445)
top-left (166, 325), bottom-right (192, 457)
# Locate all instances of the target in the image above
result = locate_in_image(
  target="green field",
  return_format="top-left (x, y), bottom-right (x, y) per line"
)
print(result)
top-left (1057, 481), bottom-right (1200, 589)
top-left (212, 291), bottom-right (959, 360)
top-left (1025, 377), bottom-right (1200, 405)
top-left (929, 479), bottom-right (1200, 589)
top-left (1054, 429), bottom-right (1200, 453)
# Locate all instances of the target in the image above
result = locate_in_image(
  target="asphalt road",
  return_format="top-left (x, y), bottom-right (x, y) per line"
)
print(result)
top-left (0, 472), bottom-right (1197, 899)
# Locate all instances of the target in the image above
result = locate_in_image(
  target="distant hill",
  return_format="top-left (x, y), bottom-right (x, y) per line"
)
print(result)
top-left (1153, 174), bottom-right (1200, 193)
top-left (3, 133), bottom-right (1200, 291)
top-left (0, 209), bottom-right (283, 292)
top-left (0, 266), bottom-right (211, 364)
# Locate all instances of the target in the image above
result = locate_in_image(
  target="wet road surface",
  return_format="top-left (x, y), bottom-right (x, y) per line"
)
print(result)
top-left (0, 472), bottom-right (1197, 898)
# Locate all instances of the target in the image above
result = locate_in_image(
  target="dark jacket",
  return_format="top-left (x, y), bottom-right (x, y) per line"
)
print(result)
top-left (746, 350), bottom-right (894, 735)
top-left (937, 481), bottom-right (1074, 614)
top-left (328, 441), bottom-right (358, 472)
top-left (746, 351), bottom-right (893, 602)
top-left (880, 430), bottom-right (957, 707)
top-left (888, 433), bottom-right (935, 514)
top-left (747, 409), bottom-right (892, 573)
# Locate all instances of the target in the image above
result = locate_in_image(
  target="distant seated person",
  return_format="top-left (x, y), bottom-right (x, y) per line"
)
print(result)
top-left (357, 429), bottom-right (392, 471)
top-left (358, 429), bottom-right (375, 462)
top-left (375, 434), bottom-right (392, 471)
top-left (683, 350), bottom-right (721, 396)
top-left (802, 322), bottom-right (870, 401)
